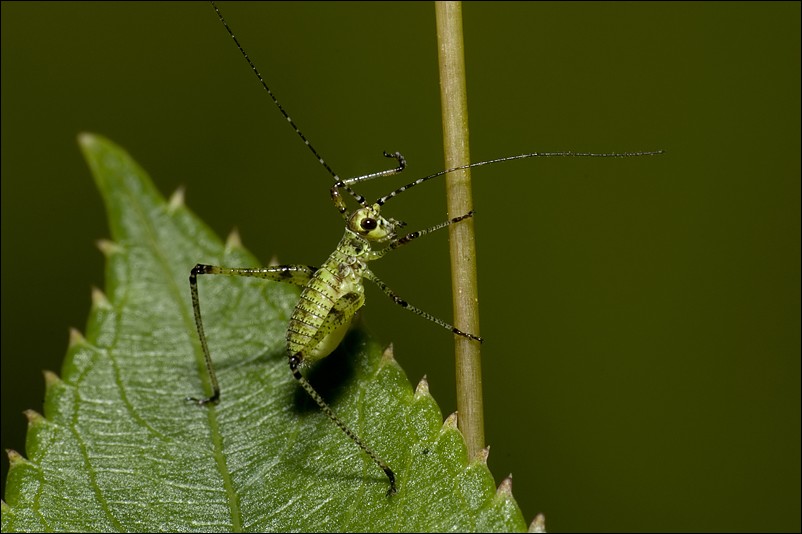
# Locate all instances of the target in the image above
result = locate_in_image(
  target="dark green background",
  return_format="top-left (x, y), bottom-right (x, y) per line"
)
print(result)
top-left (2, 2), bottom-right (799, 531)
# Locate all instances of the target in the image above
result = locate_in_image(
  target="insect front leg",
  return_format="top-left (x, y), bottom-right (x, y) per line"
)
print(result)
top-left (187, 263), bottom-right (317, 405)
top-left (330, 151), bottom-right (407, 221)
top-left (363, 268), bottom-right (482, 342)
top-left (370, 210), bottom-right (475, 260)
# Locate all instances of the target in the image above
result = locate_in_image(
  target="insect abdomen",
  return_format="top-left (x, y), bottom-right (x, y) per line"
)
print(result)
top-left (287, 245), bottom-right (365, 363)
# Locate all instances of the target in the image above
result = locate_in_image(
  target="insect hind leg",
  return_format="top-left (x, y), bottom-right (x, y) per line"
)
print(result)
top-left (288, 354), bottom-right (397, 495)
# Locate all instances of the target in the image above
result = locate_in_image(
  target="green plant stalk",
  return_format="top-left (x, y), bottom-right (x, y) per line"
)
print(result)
top-left (434, 1), bottom-right (484, 458)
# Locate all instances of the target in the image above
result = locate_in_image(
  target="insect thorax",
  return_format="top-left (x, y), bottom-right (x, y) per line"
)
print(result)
top-left (286, 229), bottom-right (371, 363)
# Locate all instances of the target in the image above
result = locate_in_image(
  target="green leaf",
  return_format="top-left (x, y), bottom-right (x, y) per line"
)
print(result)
top-left (1, 133), bottom-right (527, 532)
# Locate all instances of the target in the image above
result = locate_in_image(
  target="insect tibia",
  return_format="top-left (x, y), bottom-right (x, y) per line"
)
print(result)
top-left (289, 354), bottom-right (397, 494)
top-left (385, 210), bottom-right (473, 252)
top-left (341, 151), bottom-right (407, 187)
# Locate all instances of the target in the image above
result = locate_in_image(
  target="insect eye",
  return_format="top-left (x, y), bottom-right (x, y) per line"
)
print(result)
top-left (360, 218), bottom-right (378, 231)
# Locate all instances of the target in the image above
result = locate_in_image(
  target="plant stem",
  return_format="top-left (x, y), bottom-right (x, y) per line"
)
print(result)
top-left (434, 1), bottom-right (484, 458)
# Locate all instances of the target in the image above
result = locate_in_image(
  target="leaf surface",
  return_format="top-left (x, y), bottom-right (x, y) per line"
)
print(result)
top-left (1, 133), bottom-right (527, 532)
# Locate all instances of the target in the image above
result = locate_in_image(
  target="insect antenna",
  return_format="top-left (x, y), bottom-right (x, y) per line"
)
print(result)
top-left (210, 0), bottom-right (341, 182)
top-left (370, 150), bottom-right (666, 206)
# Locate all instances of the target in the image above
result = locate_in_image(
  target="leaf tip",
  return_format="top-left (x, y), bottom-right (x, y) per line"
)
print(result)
top-left (91, 286), bottom-right (111, 310)
top-left (225, 227), bottom-right (243, 250)
top-left (529, 513), bottom-right (547, 533)
top-left (472, 445), bottom-right (490, 465)
top-left (77, 131), bottom-right (98, 149)
top-left (496, 474), bottom-right (514, 498)
top-left (6, 448), bottom-right (25, 467)
top-left (42, 369), bottom-right (62, 388)
top-left (380, 343), bottom-right (397, 367)
top-left (443, 411), bottom-right (458, 430)
top-left (23, 409), bottom-right (43, 425)
top-left (167, 186), bottom-right (186, 213)
top-left (67, 328), bottom-right (86, 349)
top-left (414, 374), bottom-right (430, 397)
top-left (95, 238), bottom-right (122, 257)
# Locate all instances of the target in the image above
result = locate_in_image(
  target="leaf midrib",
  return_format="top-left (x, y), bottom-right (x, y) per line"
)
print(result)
top-left (101, 148), bottom-right (243, 531)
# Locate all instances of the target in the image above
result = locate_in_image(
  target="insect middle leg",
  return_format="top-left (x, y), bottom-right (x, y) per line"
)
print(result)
top-left (363, 269), bottom-right (482, 343)
top-left (366, 211), bottom-right (481, 341)
top-left (188, 263), bottom-right (317, 405)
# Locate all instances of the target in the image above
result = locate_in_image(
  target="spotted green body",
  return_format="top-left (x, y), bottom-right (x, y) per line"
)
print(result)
top-left (289, 226), bottom-right (370, 363)
top-left (289, 236), bottom-right (363, 363)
